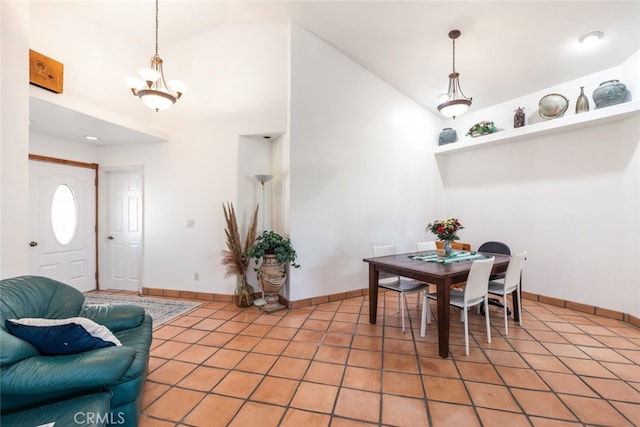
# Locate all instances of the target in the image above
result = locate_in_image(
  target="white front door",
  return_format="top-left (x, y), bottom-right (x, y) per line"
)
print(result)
top-left (28, 159), bottom-right (97, 292)
top-left (102, 169), bottom-right (143, 291)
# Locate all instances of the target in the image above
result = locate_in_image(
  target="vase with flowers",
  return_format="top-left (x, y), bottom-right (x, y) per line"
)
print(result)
top-left (426, 218), bottom-right (465, 257)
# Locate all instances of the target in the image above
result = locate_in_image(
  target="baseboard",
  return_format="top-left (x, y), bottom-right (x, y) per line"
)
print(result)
top-left (141, 286), bottom-right (638, 328)
top-left (521, 291), bottom-right (639, 327)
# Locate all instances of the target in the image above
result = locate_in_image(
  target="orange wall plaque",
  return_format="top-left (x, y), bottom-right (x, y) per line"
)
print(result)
top-left (29, 49), bottom-right (64, 93)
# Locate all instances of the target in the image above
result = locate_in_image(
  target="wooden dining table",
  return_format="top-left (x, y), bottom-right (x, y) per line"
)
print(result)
top-left (363, 251), bottom-right (513, 358)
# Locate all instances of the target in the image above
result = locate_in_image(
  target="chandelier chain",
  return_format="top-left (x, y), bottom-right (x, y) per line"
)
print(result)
top-left (451, 37), bottom-right (456, 73)
top-left (154, 0), bottom-right (159, 56)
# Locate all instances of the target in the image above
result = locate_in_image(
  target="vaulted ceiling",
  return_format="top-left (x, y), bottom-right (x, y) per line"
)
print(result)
top-left (30, 1), bottom-right (640, 144)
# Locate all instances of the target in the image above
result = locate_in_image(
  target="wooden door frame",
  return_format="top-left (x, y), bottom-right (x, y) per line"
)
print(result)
top-left (28, 154), bottom-right (100, 289)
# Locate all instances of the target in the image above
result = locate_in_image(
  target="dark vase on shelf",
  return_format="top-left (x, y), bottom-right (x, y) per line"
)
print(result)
top-left (592, 80), bottom-right (627, 109)
top-left (513, 107), bottom-right (525, 128)
top-left (575, 86), bottom-right (590, 113)
top-left (438, 128), bottom-right (457, 145)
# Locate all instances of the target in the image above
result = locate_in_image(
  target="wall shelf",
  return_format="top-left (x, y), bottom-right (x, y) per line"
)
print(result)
top-left (434, 101), bottom-right (640, 157)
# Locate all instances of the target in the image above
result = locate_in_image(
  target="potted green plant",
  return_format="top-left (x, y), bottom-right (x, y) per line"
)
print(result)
top-left (246, 231), bottom-right (300, 312)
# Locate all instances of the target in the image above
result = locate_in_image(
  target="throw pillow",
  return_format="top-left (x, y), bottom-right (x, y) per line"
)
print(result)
top-left (6, 317), bottom-right (122, 355)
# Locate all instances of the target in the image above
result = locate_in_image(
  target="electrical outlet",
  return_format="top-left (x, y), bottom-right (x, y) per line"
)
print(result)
top-left (194, 272), bottom-right (199, 281)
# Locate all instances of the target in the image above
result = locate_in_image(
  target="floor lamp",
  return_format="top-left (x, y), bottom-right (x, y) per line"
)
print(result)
top-left (253, 174), bottom-right (273, 306)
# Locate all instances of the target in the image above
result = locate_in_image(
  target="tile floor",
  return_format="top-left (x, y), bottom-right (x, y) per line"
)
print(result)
top-left (121, 289), bottom-right (640, 426)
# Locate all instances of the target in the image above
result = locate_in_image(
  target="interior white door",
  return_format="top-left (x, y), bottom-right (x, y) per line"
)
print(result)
top-left (28, 160), bottom-right (97, 292)
top-left (103, 170), bottom-right (143, 291)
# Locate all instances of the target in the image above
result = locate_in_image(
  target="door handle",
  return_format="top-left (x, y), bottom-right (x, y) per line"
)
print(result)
top-left (29, 241), bottom-right (38, 247)
top-left (107, 235), bottom-right (115, 240)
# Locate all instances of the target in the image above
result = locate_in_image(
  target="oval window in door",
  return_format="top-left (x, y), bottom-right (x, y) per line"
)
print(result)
top-left (51, 184), bottom-right (78, 245)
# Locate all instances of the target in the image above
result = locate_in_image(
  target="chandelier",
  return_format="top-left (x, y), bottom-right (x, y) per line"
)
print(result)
top-left (124, 0), bottom-right (186, 112)
top-left (437, 30), bottom-right (472, 119)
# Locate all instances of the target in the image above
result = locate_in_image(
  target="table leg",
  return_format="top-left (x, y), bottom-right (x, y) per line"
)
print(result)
top-left (437, 279), bottom-right (451, 358)
top-left (368, 264), bottom-right (379, 324)
top-left (512, 282), bottom-right (521, 323)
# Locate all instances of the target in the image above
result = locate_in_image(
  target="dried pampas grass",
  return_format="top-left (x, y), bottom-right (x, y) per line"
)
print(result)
top-left (222, 202), bottom-right (259, 279)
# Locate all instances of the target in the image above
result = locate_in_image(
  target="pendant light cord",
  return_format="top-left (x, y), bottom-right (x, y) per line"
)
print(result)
top-left (451, 37), bottom-right (456, 73)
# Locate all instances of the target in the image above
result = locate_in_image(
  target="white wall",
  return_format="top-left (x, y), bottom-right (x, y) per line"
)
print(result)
top-left (97, 22), bottom-right (289, 294)
top-left (287, 25), bottom-right (442, 301)
top-left (1, 1), bottom-right (30, 278)
top-left (438, 53), bottom-right (640, 316)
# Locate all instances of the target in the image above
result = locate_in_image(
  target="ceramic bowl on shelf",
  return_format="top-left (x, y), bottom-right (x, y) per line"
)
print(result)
top-left (539, 94), bottom-right (569, 119)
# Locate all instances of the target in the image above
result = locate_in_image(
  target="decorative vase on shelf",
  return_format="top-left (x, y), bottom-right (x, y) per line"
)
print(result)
top-left (592, 80), bottom-right (627, 109)
top-left (575, 86), bottom-right (590, 113)
top-left (513, 107), bottom-right (525, 128)
top-left (438, 128), bottom-right (457, 145)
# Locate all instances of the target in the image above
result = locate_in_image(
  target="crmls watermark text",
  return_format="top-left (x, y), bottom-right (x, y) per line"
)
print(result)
top-left (74, 412), bottom-right (125, 425)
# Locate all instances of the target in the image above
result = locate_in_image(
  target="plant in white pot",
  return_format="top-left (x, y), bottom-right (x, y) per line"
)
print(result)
top-left (246, 230), bottom-right (300, 313)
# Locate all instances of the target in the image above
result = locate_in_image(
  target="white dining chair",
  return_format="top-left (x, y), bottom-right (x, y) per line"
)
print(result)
top-left (372, 244), bottom-right (428, 333)
top-left (421, 256), bottom-right (495, 355)
top-left (416, 241), bottom-right (437, 252)
top-left (487, 251), bottom-right (526, 335)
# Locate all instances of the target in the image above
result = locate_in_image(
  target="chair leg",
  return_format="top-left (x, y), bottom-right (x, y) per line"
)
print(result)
top-left (504, 295), bottom-right (509, 336)
top-left (517, 287), bottom-right (523, 327)
top-left (420, 294), bottom-right (427, 337)
top-left (463, 306), bottom-right (469, 356)
top-left (484, 298), bottom-right (492, 345)
top-left (396, 293), bottom-right (400, 313)
top-left (401, 293), bottom-right (406, 333)
top-left (426, 299), bottom-right (432, 324)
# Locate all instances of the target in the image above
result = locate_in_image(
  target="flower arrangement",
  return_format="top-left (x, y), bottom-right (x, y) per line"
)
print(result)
top-left (466, 121), bottom-right (497, 137)
top-left (426, 218), bottom-right (464, 241)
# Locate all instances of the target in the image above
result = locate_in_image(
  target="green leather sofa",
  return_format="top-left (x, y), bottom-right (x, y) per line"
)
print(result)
top-left (0, 276), bottom-right (153, 427)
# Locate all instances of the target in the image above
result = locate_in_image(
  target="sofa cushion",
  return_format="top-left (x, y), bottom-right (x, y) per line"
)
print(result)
top-left (6, 317), bottom-right (122, 355)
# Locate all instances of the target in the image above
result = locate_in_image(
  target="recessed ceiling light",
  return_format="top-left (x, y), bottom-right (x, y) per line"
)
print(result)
top-left (579, 31), bottom-right (604, 47)
top-left (83, 135), bottom-right (100, 141)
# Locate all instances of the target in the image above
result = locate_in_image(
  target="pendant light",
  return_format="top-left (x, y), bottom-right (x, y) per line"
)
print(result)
top-left (437, 30), bottom-right (472, 119)
top-left (124, 0), bottom-right (186, 112)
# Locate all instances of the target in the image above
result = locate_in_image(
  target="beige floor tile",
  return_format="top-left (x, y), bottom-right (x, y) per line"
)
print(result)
top-left (314, 345), bottom-right (350, 364)
top-left (140, 381), bottom-right (170, 410)
top-left (582, 377), bottom-right (640, 403)
top-left (228, 401), bottom-right (286, 427)
top-left (203, 348), bottom-right (247, 369)
top-left (252, 337), bottom-right (289, 355)
top-left (611, 401), bottom-right (640, 426)
top-left (347, 349), bottom-right (382, 369)
top-left (383, 352), bottom-right (419, 373)
top-left (234, 352), bottom-right (278, 374)
top-left (560, 357), bottom-right (617, 379)
top-left (454, 361), bottom-right (501, 384)
top-left (224, 334), bottom-right (260, 351)
top-left (602, 361), bottom-right (640, 382)
top-left (282, 341), bottom-right (318, 359)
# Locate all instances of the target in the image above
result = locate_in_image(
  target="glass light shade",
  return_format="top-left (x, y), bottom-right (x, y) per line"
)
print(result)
top-left (140, 92), bottom-right (175, 111)
top-left (124, 75), bottom-right (145, 91)
top-left (438, 99), bottom-right (471, 119)
top-left (138, 67), bottom-right (161, 84)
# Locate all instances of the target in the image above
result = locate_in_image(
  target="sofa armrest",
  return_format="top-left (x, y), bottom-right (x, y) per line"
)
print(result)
top-left (0, 346), bottom-right (136, 394)
top-left (79, 304), bottom-right (146, 332)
